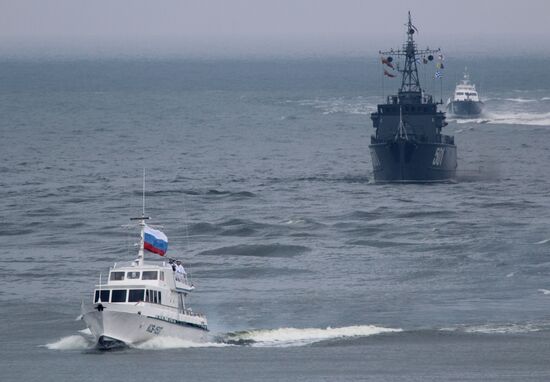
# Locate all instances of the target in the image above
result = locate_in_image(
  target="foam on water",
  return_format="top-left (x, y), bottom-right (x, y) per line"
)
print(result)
top-left (297, 96), bottom-right (550, 127)
top-left (538, 289), bottom-right (550, 295)
top-left (44, 325), bottom-right (400, 351)
top-left (535, 238), bottom-right (550, 245)
top-left (44, 335), bottom-right (94, 350)
top-left (452, 111), bottom-right (550, 126)
top-left (133, 337), bottom-right (230, 350)
top-left (224, 325), bottom-right (402, 347)
top-left (79, 328), bottom-right (92, 336)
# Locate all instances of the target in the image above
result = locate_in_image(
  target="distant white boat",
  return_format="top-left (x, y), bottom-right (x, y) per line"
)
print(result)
top-left (447, 69), bottom-right (484, 117)
top-left (81, 182), bottom-right (208, 349)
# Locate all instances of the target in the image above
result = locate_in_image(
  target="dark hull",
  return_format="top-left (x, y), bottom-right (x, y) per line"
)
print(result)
top-left (447, 101), bottom-right (483, 117)
top-left (97, 335), bottom-right (127, 350)
top-left (369, 139), bottom-right (457, 183)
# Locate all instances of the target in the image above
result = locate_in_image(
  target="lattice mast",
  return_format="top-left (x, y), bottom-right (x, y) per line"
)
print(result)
top-left (379, 12), bottom-right (441, 94)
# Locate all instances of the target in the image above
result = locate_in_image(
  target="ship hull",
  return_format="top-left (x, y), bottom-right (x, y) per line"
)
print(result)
top-left (447, 100), bottom-right (483, 117)
top-left (83, 309), bottom-right (209, 350)
top-left (369, 140), bottom-right (457, 183)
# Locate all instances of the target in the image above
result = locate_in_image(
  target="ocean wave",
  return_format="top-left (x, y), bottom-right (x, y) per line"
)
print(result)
top-left (297, 98), bottom-right (377, 115)
top-left (139, 189), bottom-right (256, 198)
top-left (441, 323), bottom-right (542, 334)
top-left (198, 243), bottom-right (310, 258)
top-left (503, 98), bottom-right (538, 103)
top-left (293, 175), bottom-right (371, 184)
top-left (206, 189), bottom-right (256, 198)
top-left (188, 219), bottom-right (270, 237)
top-left (197, 265), bottom-right (311, 279)
top-left (534, 238), bottom-right (550, 245)
top-left (453, 112), bottom-right (550, 126)
top-left (223, 325), bottom-right (402, 347)
top-left (484, 97), bottom-right (539, 103)
top-left (538, 289), bottom-right (550, 295)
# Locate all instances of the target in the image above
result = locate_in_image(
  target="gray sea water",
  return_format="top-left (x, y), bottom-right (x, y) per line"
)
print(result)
top-left (1, 56), bottom-right (550, 381)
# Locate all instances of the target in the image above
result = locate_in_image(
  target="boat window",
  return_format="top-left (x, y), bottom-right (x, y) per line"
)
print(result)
top-left (144, 289), bottom-right (162, 304)
top-left (158, 292), bottom-right (162, 304)
top-left (160, 272), bottom-right (164, 281)
top-left (111, 289), bottom-right (127, 303)
top-left (457, 92), bottom-right (464, 95)
top-left (142, 271), bottom-right (158, 280)
top-left (128, 289), bottom-right (145, 302)
top-left (127, 271), bottom-right (140, 279)
top-left (110, 271), bottom-right (125, 281)
top-left (94, 290), bottom-right (110, 303)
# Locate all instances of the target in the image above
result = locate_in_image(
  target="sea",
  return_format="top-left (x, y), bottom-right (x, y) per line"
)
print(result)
top-left (1, 55), bottom-right (550, 381)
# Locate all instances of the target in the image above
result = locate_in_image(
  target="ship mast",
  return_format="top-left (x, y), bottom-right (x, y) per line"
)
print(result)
top-left (379, 12), bottom-right (441, 101)
top-left (401, 11), bottom-right (421, 93)
top-left (130, 169), bottom-right (150, 266)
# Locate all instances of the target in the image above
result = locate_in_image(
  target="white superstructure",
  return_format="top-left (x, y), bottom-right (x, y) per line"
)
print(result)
top-left (81, 209), bottom-right (208, 349)
top-left (452, 71), bottom-right (480, 102)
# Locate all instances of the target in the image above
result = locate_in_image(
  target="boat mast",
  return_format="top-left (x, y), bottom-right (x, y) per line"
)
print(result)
top-left (401, 11), bottom-right (421, 93)
top-left (378, 12), bottom-right (441, 101)
top-left (131, 169), bottom-right (150, 266)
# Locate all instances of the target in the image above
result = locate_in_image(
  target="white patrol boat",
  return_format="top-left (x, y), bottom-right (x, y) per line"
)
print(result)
top-left (447, 69), bottom-right (484, 117)
top-left (81, 211), bottom-right (208, 349)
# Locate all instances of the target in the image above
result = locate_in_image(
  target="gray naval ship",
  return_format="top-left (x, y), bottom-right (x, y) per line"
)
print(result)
top-left (369, 13), bottom-right (457, 183)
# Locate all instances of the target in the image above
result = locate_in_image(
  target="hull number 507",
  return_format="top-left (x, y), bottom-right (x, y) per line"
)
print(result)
top-left (146, 324), bottom-right (163, 335)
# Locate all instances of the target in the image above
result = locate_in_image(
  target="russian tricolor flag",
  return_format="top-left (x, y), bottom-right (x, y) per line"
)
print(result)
top-left (143, 225), bottom-right (168, 256)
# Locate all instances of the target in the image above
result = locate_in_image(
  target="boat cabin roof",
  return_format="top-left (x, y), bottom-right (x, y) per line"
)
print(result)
top-left (102, 260), bottom-right (194, 292)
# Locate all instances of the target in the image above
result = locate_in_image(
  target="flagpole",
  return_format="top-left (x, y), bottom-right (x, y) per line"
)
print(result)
top-left (381, 62), bottom-right (385, 102)
top-left (130, 170), bottom-right (151, 266)
top-left (142, 168), bottom-right (145, 218)
top-left (440, 76), bottom-right (444, 104)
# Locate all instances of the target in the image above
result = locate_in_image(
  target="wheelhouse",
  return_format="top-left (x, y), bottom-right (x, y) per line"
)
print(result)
top-left (94, 288), bottom-right (163, 304)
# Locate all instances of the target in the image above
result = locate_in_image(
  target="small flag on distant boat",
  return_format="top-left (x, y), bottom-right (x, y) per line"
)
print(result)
top-left (144, 225), bottom-right (168, 256)
top-left (434, 70), bottom-right (443, 79)
top-left (384, 69), bottom-right (396, 78)
top-left (436, 62), bottom-right (445, 69)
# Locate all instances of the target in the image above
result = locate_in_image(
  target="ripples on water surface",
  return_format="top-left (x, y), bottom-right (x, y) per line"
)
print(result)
top-left (1, 58), bottom-right (550, 380)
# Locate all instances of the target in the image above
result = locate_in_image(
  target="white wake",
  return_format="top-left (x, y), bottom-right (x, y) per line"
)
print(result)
top-left (452, 111), bottom-right (550, 126)
top-left (224, 325), bottom-right (402, 347)
top-left (133, 337), bottom-right (229, 350)
top-left (44, 335), bottom-right (94, 350)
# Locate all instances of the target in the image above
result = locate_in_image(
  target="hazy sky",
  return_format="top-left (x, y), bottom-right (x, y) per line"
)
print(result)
top-left (1, 0), bottom-right (549, 57)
